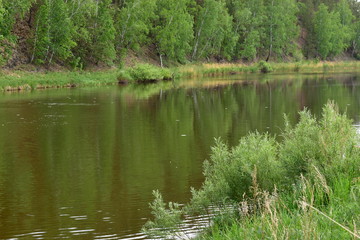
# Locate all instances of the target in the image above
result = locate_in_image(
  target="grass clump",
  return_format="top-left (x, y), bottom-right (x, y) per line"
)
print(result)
top-left (118, 64), bottom-right (173, 84)
top-left (143, 102), bottom-right (360, 239)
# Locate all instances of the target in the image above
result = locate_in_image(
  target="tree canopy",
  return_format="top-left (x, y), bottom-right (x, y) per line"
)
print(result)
top-left (0, 0), bottom-right (358, 68)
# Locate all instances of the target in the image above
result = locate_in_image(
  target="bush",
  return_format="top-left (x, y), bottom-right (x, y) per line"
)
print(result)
top-left (118, 64), bottom-right (173, 84)
top-left (143, 102), bottom-right (360, 239)
top-left (258, 60), bottom-right (273, 73)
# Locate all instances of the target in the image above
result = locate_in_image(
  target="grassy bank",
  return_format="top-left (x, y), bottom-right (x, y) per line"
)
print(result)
top-left (117, 60), bottom-right (360, 84)
top-left (118, 64), bottom-right (173, 84)
top-left (0, 60), bottom-right (359, 91)
top-left (0, 69), bottom-right (119, 91)
top-left (177, 61), bottom-right (360, 78)
top-left (143, 102), bottom-right (360, 239)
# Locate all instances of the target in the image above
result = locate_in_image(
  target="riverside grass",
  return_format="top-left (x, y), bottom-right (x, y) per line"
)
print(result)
top-left (0, 60), bottom-right (360, 91)
top-left (118, 64), bottom-right (173, 83)
top-left (176, 60), bottom-right (360, 78)
top-left (117, 61), bottom-right (360, 84)
top-left (0, 69), bottom-right (119, 91)
top-left (143, 102), bottom-right (360, 240)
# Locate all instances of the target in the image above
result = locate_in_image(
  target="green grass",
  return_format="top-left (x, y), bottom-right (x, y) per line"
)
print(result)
top-left (177, 61), bottom-right (360, 78)
top-left (0, 69), bottom-right (119, 91)
top-left (0, 60), bottom-right (360, 91)
top-left (118, 64), bottom-right (173, 83)
top-left (143, 102), bottom-right (360, 240)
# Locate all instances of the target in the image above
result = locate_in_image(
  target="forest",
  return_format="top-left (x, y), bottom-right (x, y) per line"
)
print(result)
top-left (0, 0), bottom-right (359, 69)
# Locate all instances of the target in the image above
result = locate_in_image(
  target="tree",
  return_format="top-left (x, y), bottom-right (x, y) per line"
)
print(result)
top-left (298, 0), bottom-right (317, 58)
top-left (115, 0), bottom-right (157, 54)
top-left (230, 0), bottom-right (265, 61)
top-left (192, 0), bottom-right (236, 61)
top-left (65, 0), bottom-right (96, 67)
top-left (335, 0), bottom-right (355, 55)
top-left (314, 3), bottom-right (348, 59)
top-left (263, 0), bottom-right (299, 61)
top-left (91, 0), bottom-right (116, 65)
top-left (154, 0), bottom-right (194, 65)
top-left (32, 0), bottom-right (76, 64)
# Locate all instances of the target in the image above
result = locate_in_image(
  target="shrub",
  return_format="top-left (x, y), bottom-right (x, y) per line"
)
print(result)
top-left (144, 102), bottom-right (360, 239)
top-left (117, 69), bottom-right (133, 83)
top-left (129, 64), bottom-right (172, 82)
top-left (258, 60), bottom-right (273, 73)
top-left (294, 63), bottom-right (302, 72)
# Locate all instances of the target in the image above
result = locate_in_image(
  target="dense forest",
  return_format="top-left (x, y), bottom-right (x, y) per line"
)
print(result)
top-left (0, 0), bottom-right (359, 68)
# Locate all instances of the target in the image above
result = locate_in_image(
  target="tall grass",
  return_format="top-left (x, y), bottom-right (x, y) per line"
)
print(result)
top-left (177, 61), bottom-right (360, 79)
top-left (143, 102), bottom-right (360, 239)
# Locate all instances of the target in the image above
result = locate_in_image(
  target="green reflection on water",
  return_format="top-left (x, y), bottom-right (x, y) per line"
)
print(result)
top-left (0, 72), bottom-right (359, 239)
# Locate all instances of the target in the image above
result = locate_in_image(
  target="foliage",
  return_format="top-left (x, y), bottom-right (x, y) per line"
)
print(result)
top-left (143, 190), bottom-right (183, 238)
top-left (115, 0), bottom-right (157, 55)
top-left (258, 60), bottom-right (273, 73)
top-left (262, 0), bottom-right (299, 60)
top-left (144, 102), bottom-right (360, 239)
top-left (192, 0), bottom-right (237, 61)
top-left (91, 0), bottom-right (116, 65)
top-left (32, 0), bottom-right (76, 64)
top-left (118, 64), bottom-right (173, 83)
top-left (153, 0), bottom-right (194, 64)
top-left (0, 0), bottom-right (358, 66)
top-left (314, 4), bottom-right (351, 59)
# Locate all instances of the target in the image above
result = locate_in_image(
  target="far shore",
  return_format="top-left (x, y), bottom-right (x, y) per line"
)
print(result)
top-left (0, 61), bottom-right (359, 91)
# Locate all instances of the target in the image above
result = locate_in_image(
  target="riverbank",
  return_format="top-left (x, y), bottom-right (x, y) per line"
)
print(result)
top-left (177, 60), bottom-right (360, 78)
top-left (0, 69), bottom-right (119, 91)
top-left (0, 61), bottom-right (360, 91)
top-left (144, 102), bottom-right (360, 239)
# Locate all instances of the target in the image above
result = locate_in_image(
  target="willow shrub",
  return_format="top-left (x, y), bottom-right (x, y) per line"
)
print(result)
top-left (143, 102), bottom-right (360, 238)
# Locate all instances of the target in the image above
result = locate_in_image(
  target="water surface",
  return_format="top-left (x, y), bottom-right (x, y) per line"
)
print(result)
top-left (0, 72), bottom-right (360, 239)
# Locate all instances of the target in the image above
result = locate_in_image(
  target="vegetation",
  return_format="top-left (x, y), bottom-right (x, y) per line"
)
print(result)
top-left (0, 0), bottom-right (358, 69)
top-left (143, 102), bottom-right (360, 239)
top-left (0, 60), bottom-right (358, 91)
top-left (0, 70), bottom-right (118, 91)
top-left (258, 60), bottom-right (273, 73)
top-left (118, 64), bottom-right (173, 83)
top-left (177, 60), bottom-right (360, 78)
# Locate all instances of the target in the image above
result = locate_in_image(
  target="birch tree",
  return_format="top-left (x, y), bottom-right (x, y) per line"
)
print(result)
top-left (116, 0), bottom-right (156, 51)
top-left (91, 0), bottom-right (116, 65)
top-left (192, 0), bottom-right (236, 60)
top-left (314, 3), bottom-right (348, 59)
top-left (154, 0), bottom-right (194, 65)
top-left (32, 0), bottom-right (76, 64)
top-left (230, 0), bottom-right (265, 61)
top-left (263, 0), bottom-right (299, 61)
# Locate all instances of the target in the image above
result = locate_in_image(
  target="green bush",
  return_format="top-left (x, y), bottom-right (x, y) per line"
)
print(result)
top-left (144, 102), bottom-right (360, 239)
top-left (258, 60), bottom-right (273, 73)
top-left (118, 64), bottom-right (173, 83)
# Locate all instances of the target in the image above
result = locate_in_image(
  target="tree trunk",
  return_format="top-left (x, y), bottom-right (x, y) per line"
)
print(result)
top-left (266, 0), bottom-right (274, 62)
top-left (192, 9), bottom-right (208, 60)
top-left (160, 54), bottom-right (163, 68)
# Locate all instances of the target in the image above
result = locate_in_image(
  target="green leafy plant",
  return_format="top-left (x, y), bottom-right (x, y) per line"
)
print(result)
top-left (258, 60), bottom-right (273, 73)
top-left (144, 102), bottom-right (360, 239)
top-left (118, 64), bottom-right (173, 83)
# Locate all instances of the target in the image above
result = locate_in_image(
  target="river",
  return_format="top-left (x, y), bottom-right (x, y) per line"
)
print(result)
top-left (0, 72), bottom-right (359, 239)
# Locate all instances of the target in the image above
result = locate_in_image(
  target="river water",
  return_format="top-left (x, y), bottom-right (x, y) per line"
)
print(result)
top-left (0, 72), bottom-right (360, 239)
